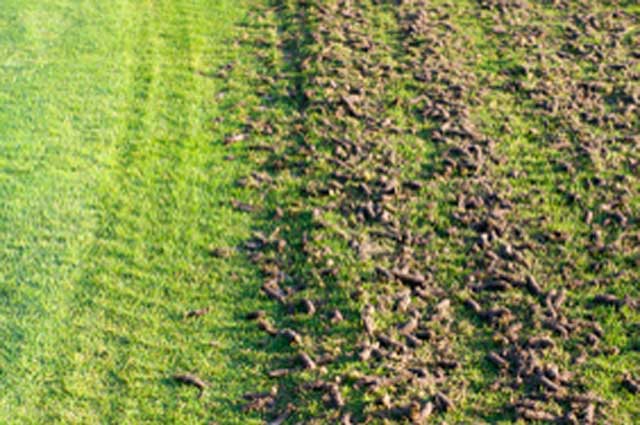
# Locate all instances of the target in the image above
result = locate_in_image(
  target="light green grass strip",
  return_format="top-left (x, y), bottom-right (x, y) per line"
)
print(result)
top-left (0, 1), bottom-right (267, 423)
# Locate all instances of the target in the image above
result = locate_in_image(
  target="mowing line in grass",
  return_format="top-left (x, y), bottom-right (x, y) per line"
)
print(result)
top-left (0, 1), bottom-right (273, 423)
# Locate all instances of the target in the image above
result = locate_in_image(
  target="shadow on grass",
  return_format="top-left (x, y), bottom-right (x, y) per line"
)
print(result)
top-left (196, 0), bottom-right (320, 420)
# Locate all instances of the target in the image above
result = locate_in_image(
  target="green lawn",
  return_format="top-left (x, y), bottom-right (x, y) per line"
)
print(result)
top-left (0, 0), bottom-right (269, 423)
top-left (1, 0), bottom-right (638, 423)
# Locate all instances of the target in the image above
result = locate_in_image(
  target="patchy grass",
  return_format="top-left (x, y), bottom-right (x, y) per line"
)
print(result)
top-left (225, 0), bottom-right (639, 423)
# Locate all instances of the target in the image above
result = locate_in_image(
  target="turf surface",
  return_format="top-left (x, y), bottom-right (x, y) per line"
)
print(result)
top-left (1, 0), bottom-right (638, 423)
top-left (0, 0), bottom-right (268, 423)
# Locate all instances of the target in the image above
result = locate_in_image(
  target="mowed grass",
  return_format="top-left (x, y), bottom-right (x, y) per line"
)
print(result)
top-left (0, 0), bottom-right (271, 423)
top-left (1, 0), bottom-right (637, 423)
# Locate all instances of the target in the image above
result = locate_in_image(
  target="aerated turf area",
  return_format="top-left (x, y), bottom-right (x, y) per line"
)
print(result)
top-left (0, 0), bottom-right (638, 424)
top-left (230, 0), bottom-right (639, 423)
